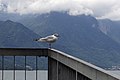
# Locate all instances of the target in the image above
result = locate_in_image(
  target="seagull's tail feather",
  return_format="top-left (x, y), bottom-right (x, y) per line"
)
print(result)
top-left (33, 38), bottom-right (39, 41)
top-left (33, 35), bottom-right (43, 41)
top-left (33, 38), bottom-right (47, 42)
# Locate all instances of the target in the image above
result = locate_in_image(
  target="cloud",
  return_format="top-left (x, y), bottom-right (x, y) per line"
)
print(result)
top-left (0, 0), bottom-right (120, 20)
top-left (0, 0), bottom-right (94, 16)
top-left (97, 4), bottom-right (120, 20)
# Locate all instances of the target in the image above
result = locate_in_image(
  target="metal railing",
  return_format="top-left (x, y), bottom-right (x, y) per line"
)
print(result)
top-left (0, 56), bottom-right (47, 80)
top-left (0, 48), bottom-right (48, 80)
top-left (0, 48), bottom-right (120, 80)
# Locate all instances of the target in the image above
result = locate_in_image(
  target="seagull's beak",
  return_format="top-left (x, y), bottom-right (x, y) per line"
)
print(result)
top-left (57, 35), bottom-right (60, 37)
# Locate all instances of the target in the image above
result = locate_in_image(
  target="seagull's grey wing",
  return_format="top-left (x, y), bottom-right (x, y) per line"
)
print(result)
top-left (38, 37), bottom-right (47, 42)
top-left (46, 35), bottom-right (54, 39)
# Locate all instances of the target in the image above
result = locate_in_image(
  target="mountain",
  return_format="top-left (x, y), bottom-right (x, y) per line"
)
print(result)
top-left (17, 12), bottom-right (120, 69)
top-left (0, 20), bottom-right (41, 47)
top-left (0, 12), bottom-right (120, 69)
top-left (0, 20), bottom-right (47, 70)
top-left (98, 19), bottom-right (120, 44)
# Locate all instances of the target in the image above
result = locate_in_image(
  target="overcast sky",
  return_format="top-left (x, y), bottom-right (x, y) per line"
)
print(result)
top-left (0, 0), bottom-right (120, 20)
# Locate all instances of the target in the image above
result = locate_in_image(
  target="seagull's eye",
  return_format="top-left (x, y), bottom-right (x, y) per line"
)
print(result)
top-left (54, 34), bottom-right (59, 37)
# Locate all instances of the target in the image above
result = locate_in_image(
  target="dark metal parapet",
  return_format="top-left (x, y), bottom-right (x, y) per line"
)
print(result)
top-left (0, 48), bottom-right (119, 80)
top-left (0, 48), bottom-right (48, 56)
top-left (49, 49), bottom-right (120, 80)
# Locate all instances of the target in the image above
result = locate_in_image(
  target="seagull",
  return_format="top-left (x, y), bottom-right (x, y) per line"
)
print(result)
top-left (34, 33), bottom-right (59, 48)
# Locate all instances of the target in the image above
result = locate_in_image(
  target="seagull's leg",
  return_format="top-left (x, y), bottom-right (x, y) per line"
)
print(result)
top-left (49, 43), bottom-right (52, 49)
top-left (48, 43), bottom-right (51, 49)
top-left (48, 43), bottom-right (49, 48)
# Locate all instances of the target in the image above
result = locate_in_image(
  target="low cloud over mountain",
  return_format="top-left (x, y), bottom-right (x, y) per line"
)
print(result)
top-left (0, 0), bottom-right (120, 20)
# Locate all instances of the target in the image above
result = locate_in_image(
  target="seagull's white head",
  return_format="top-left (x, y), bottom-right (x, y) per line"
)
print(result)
top-left (53, 33), bottom-right (59, 37)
